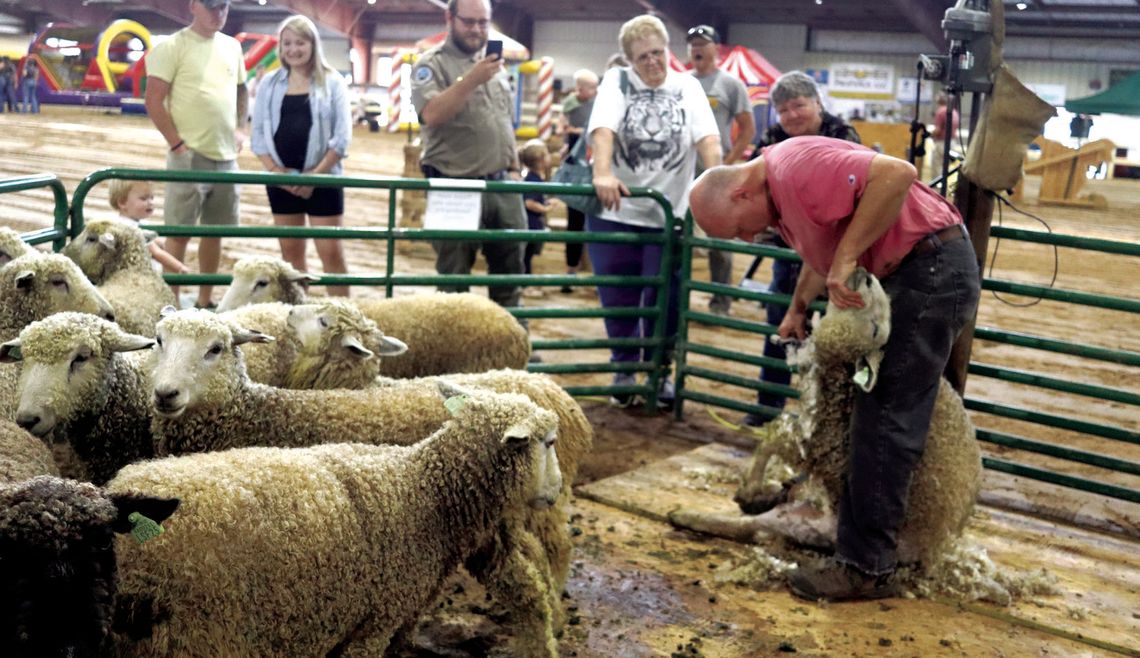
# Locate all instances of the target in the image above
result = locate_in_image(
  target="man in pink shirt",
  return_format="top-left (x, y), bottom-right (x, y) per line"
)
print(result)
top-left (689, 136), bottom-right (980, 601)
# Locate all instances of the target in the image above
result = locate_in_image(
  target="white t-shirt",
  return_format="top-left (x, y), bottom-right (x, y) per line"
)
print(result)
top-left (587, 67), bottom-right (718, 228)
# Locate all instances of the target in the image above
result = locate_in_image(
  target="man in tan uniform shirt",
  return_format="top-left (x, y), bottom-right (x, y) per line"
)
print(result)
top-left (411, 0), bottom-right (526, 313)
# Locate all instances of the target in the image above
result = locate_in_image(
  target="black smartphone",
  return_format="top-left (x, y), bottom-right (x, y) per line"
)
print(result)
top-left (485, 40), bottom-right (503, 60)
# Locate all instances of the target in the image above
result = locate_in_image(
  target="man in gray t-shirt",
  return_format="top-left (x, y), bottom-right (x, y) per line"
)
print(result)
top-left (687, 24), bottom-right (755, 315)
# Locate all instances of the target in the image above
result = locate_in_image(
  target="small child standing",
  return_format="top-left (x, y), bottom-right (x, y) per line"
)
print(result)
top-left (520, 139), bottom-right (557, 276)
top-left (108, 179), bottom-right (189, 274)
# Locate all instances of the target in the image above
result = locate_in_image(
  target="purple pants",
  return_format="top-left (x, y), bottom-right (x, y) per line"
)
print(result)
top-left (585, 214), bottom-right (679, 364)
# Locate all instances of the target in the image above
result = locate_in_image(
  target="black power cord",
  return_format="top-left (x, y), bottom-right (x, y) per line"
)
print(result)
top-left (986, 192), bottom-right (1059, 307)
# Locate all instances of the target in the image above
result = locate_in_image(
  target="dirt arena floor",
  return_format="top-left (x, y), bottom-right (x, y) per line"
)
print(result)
top-left (2, 107), bottom-right (1138, 656)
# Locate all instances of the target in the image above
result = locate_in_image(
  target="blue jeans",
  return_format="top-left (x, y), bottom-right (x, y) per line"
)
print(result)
top-left (21, 78), bottom-right (37, 113)
top-left (836, 235), bottom-right (980, 575)
top-left (758, 252), bottom-right (801, 409)
top-left (585, 214), bottom-right (679, 365)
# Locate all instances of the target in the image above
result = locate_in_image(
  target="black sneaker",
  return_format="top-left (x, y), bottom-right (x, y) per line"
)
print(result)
top-left (789, 560), bottom-right (899, 602)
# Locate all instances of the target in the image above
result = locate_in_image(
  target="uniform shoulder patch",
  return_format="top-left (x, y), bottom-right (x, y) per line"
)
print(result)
top-left (414, 66), bottom-right (434, 84)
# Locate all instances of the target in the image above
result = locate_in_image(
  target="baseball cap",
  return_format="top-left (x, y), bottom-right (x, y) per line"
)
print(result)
top-left (686, 25), bottom-right (720, 44)
top-left (196, 0), bottom-right (230, 8)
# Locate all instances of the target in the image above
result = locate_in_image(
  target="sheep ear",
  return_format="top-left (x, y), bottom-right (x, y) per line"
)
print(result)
top-left (341, 334), bottom-right (374, 359)
top-left (374, 334), bottom-right (408, 357)
top-left (853, 349), bottom-right (885, 392)
top-left (233, 328), bottom-right (274, 346)
top-left (288, 272), bottom-right (320, 290)
top-left (0, 339), bottom-right (23, 363)
top-left (107, 330), bottom-right (156, 354)
top-left (99, 233), bottom-right (116, 250)
top-left (14, 270), bottom-right (35, 290)
top-left (109, 494), bottom-right (181, 534)
top-left (502, 422), bottom-right (531, 447)
top-left (436, 380), bottom-right (474, 401)
top-left (160, 305), bottom-right (178, 317)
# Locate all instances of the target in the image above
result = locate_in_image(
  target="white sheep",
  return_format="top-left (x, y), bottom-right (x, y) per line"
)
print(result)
top-left (258, 299), bottom-right (591, 595)
top-left (0, 226), bottom-right (35, 266)
top-left (216, 256), bottom-right (532, 376)
top-left (0, 384), bottom-right (563, 657)
top-left (62, 218), bottom-right (176, 337)
top-left (0, 254), bottom-right (116, 419)
top-left (149, 308), bottom-right (587, 652)
top-left (219, 301), bottom-right (407, 388)
top-left (671, 268), bottom-right (982, 569)
top-left (0, 313), bottom-right (156, 484)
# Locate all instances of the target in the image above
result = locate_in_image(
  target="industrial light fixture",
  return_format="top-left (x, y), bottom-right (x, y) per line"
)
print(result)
top-left (367, 0), bottom-right (377, 4)
top-left (815, 0), bottom-right (823, 4)
top-left (1016, 2), bottom-right (1027, 8)
top-left (257, 0), bottom-right (266, 4)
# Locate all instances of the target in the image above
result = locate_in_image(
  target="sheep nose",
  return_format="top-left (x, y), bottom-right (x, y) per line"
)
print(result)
top-left (154, 388), bottom-right (180, 406)
top-left (103, 311), bottom-right (116, 322)
top-left (15, 413), bottom-right (40, 431)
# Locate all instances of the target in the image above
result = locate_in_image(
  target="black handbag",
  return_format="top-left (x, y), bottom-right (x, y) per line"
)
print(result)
top-left (551, 69), bottom-right (629, 217)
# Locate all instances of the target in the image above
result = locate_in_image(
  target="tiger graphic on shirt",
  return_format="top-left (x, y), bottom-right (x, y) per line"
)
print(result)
top-left (617, 87), bottom-right (688, 173)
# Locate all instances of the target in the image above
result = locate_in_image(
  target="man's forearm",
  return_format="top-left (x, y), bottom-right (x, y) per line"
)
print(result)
top-left (834, 155), bottom-right (916, 266)
top-left (791, 266), bottom-right (827, 312)
top-left (420, 77), bottom-right (478, 126)
top-left (236, 84), bottom-right (249, 124)
top-left (725, 113), bottom-right (755, 164)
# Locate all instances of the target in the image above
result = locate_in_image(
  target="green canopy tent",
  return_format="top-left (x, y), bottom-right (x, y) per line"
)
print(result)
top-left (1065, 70), bottom-right (1140, 116)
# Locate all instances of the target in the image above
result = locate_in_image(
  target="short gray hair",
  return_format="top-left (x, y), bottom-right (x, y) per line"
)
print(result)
top-left (619, 15), bottom-right (669, 60)
top-left (573, 69), bottom-right (599, 86)
top-left (771, 71), bottom-right (821, 107)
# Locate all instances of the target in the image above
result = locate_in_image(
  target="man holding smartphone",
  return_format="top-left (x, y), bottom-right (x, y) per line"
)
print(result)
top-left (412, 0), bottom-right (528, 322)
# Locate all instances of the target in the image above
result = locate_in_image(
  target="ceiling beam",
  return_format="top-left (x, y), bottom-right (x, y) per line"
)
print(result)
top-left (887, 0), bottom-right (948, 49)
top-left (260, 0), bottom-right (364, 37)
top-left (646, 0), bottom-right (726, 36)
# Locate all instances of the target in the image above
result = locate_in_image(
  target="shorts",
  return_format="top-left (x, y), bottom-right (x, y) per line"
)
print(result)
top-left (266, 185), bottom-right (345, 217)
top-left (163, 149), bottom-right (240, 226)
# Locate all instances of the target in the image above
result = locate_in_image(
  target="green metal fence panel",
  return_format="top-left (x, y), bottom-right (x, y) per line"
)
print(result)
top-left (674, 210), bottom-right (1140, 504)
top-left (0, 174), bottom-right (70, 251)
top-left (69, 167), bottom-right (679, 408)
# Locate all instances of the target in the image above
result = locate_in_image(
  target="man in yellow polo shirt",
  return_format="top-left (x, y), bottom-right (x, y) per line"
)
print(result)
top-left (145, 0), bottom-right (247, 309)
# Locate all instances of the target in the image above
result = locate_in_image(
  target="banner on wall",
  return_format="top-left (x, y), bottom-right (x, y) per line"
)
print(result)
top-left (829, 63), bottom-right (895, 100)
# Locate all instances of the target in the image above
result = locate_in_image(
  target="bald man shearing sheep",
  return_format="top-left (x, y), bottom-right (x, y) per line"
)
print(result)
top-left (688, 136), bottom-right (981, 601)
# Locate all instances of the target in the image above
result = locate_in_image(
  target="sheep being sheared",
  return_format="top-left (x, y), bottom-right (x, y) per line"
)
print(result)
top-left (671, 268), bottom-right (982, 570)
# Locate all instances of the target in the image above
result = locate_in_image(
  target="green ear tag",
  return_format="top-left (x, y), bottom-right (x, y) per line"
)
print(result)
top-left (444, 394), bottom-right (469, 417)
top-left (853, 366), bottom-right (871, 388)
top-left (128, 512), bottom-right (165, 545)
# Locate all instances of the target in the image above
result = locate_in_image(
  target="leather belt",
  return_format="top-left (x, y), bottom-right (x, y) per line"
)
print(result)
top-left (421, 165), bottom-right (507, 181)
top-left (910, 223), bottom-right (967, 258)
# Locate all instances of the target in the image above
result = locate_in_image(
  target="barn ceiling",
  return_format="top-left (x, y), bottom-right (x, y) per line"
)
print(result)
top-left (1, 0), bottom-right (1136, 45)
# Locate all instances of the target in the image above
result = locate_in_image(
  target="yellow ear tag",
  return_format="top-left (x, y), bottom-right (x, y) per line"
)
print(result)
top-left (444, 394), bottom-right (469, 417)
top-left (853, 366), bottom-right (871, 388)
top-left (128, 512), bottom-right (165, 545)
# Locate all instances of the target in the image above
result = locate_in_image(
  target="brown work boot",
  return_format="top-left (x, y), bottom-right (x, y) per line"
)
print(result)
top-left (789, 560), bottom-right (899, 602)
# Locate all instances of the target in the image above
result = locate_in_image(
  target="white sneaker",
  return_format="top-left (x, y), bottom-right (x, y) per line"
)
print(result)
top-left (609, 372), bottom-right (640, 408)
top-left (656, 376), bottom-right (675, 411)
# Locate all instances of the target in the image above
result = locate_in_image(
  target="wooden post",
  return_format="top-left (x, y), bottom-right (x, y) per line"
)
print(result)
top-left (946, 177), bottom-right (993, 396)
top-left (944, 93), bottom-right (993, 396)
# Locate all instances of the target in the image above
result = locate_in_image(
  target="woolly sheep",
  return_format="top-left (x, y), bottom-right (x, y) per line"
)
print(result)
top-left (672, 268), bottom-right (982, 568)
top-left (0, 384), bottom-right (561, 657)
top-left (62, 218), bottom-right (176, 337)
top-left (216, 256), bottom-right (532, 376)
top-left (0, 253), bottom-right (116, 342)
top-left (0, 226), bottom-right (35, 266)
top-left (149, 308), bottom-right (587, 650)
top-left (0, 313), bottom-right (156, 484)
top-left (0, 254), bottom-right (116, 420)
top-left (220, 301), bottom-right (407, 388)
top-left (0, 418), bottom-right (59, 483)
top-left (261, 299), bottom-right (591, 591)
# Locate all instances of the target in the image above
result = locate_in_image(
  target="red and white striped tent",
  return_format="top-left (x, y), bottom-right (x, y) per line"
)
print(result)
top-left (414, 30), bottom-right (530, 61)
top-left (668, 44), bottom-right (782, 104)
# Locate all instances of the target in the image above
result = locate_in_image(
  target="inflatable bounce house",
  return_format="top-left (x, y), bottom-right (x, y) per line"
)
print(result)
top-left (23, 23), bottom-right (279, 113)
top-left (25, 20), bottom-right (152, 108)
